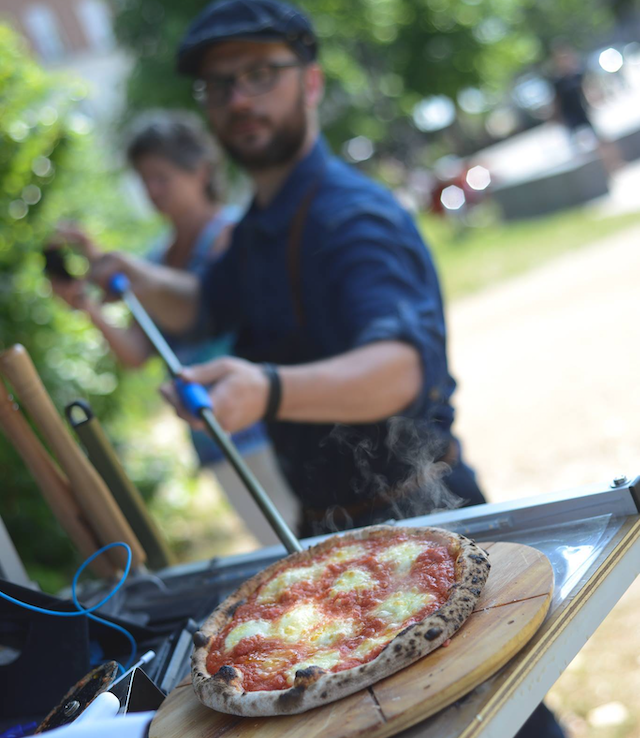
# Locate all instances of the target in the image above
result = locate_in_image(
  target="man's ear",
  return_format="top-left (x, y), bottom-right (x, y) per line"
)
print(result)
top-left (304, 63), bottom-right (324, 109)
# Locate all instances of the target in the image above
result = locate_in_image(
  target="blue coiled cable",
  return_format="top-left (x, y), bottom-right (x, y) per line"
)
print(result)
top-left (0, 541), bottom-right (136, 671)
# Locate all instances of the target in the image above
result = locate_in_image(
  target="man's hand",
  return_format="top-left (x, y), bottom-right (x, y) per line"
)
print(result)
top-left (160, 358), bottom-right (269, 434)
top-left (90, 252), bottom-right (199, 333)
top-left (88, 252), bottom-right (138, 302)
top-left (160, 341), bottom-right (421, 433)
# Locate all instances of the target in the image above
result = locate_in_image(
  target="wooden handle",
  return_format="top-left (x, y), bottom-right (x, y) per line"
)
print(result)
top-left (0, 345), bottom-right (146, 569)
top-left (0, 381), bottom-right (116, 578)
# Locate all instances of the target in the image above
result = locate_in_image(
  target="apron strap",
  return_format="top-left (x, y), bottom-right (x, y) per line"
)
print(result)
top-left (287, 177), bottom-right (323, 328)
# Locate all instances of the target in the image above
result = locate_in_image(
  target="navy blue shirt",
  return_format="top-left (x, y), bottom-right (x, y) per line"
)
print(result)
top-left (199, 137), bottom-right (457, 509)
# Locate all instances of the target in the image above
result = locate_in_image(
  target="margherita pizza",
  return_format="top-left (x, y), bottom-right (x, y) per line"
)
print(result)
top-left (191, 525), bottom-right (490, 716)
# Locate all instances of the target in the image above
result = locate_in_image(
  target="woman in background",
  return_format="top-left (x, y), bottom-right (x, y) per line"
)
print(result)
top-left (49, 111), bottom-right (297, 547)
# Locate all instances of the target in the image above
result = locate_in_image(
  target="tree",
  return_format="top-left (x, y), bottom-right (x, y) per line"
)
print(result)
top-left (113, 0), bottom-right (615, 160)
top-left (0, 25), bottom-right (168, 590)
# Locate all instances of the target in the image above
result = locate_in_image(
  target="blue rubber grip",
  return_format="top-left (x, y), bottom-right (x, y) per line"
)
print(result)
top-left (108, 272), bottom-right (130, 296)
top-left (175, 378), bottom-right (212, 416)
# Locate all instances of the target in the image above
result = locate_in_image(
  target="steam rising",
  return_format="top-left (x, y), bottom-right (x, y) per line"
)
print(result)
top-left (320, 417), bottom-right (462, 533)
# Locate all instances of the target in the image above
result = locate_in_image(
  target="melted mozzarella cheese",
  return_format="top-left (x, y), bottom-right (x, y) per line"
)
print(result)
top-left (352, 635), bottom-right (390, 659)
top-left (250, 649), bottom-right (293, 677)
top-left (373, 589), bottom-right (434, 626)
top-left (286, 650), bottom-right (342, 685)
top-left (325, 544), bottom-right (366, 564)
top-left (378, 541), bottom-right (427, 575)
top-left (310, 617), bottom-right (357, 647)
top-left (225, 619), bottom-right (271, 651)
top-left (256, 563), bottom-right (324, 603)
top-left (273, 603), bottom-right (323, 643)
top-left (330, 568), bottom-right (374, 595)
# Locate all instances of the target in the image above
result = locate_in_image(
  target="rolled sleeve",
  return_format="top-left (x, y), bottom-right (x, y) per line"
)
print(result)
top-left (322, 205), bottom-right (454, 419)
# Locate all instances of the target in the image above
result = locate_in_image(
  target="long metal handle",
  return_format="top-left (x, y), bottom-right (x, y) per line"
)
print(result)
top-left (108, 274), bottom-right (302, 554)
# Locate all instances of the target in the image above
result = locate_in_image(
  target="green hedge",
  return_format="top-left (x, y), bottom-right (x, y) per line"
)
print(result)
top-left (0, 26), bottom-right (175, 591)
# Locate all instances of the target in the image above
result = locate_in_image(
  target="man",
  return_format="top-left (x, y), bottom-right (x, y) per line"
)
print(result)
top-left (90, 4), bottom-right (564, 734)
top-left (93, 0), bottom-right (484, 537)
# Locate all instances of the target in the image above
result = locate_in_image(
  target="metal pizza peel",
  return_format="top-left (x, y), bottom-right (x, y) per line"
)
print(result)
top-left (42, 247), bottom-right (301, 555)
top-left (105, 272), bottom-right (302, 556)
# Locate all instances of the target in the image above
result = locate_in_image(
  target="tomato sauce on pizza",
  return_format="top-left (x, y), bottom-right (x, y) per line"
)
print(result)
top-left (205, 532), bottom-right (456, 692)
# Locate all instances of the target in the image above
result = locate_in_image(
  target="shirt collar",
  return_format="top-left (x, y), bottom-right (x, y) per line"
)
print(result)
top-left (247, 136), bottom-right (330, 237)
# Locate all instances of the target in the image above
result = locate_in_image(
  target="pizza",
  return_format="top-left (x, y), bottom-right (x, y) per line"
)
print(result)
top-left (191, 525), bottom-right (490, 716)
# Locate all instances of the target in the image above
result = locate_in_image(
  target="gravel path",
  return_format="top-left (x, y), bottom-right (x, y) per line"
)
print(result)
top-left (449, 224), bottom-right (640, 501)
top-left (447, 223), bottom-right (640, 738)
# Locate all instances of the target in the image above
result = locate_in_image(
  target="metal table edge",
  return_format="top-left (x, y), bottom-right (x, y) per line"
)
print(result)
top-left (454, 515), bottom-right (640, 738)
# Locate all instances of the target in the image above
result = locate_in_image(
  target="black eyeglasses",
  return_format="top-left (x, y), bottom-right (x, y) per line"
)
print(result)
top-left (194, 62), bottom-right (302, 108)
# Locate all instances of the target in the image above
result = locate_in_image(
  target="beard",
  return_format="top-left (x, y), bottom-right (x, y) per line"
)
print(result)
top-left (214, 91), bottom-right (308, 172)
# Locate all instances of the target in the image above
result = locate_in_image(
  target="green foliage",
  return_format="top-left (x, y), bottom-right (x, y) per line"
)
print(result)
top-left (0, 26), bottom-right (168, 591)
top-left (421, 206), bottom-right (640, 300)
top-left (112, 0), bottom-right (615, 158)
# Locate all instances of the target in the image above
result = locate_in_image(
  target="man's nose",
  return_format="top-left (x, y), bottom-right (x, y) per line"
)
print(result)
top-left (226, 83), bottom-right (254, 111)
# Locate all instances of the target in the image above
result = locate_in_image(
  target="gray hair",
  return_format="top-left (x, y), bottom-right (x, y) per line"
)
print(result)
top-left (126, 110), bottom-right (224, 202)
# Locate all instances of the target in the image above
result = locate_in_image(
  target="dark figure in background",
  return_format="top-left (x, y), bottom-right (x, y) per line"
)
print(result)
top-left (552, 46), bottom-right (593, 135)
top-left (551, 43), bottom-right (622, 174)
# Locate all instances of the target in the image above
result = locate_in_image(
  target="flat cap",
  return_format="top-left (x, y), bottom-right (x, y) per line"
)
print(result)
top-left (177, 0), bottom-right (318, 76)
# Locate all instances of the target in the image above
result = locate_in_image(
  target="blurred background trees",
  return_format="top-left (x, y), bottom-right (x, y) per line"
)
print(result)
top-left (0, 25), bottom-right (172, 590)
top-left (113, 0), bottom-right (621, 160)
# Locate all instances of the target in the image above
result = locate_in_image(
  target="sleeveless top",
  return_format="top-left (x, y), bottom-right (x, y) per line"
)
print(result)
top-left (146, 207), bottom-right (268, 465)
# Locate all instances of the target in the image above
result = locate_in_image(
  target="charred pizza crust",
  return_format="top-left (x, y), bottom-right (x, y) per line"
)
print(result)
top-left (192, 525), bottom-right (490, 716)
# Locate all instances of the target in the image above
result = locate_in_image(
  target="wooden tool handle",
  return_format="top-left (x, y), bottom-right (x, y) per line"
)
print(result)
top-left (0, 345), bottom-right (146, 569)
top-left (0, 381), bottom-right (116, 578)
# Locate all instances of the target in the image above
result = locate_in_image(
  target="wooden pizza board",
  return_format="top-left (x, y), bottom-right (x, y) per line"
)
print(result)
top-left (150, 541), bottom-right (553, 738)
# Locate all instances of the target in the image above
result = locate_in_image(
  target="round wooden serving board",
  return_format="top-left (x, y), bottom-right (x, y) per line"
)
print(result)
top-left (150, 541), bottom-right (553, 738)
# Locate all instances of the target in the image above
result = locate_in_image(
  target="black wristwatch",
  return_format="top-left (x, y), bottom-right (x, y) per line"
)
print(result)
top-left (261, 363), bottom-right (282, 422)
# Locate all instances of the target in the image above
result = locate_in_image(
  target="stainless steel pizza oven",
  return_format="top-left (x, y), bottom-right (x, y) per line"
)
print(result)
top-left (1, 475), bottom-right (638, 737)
